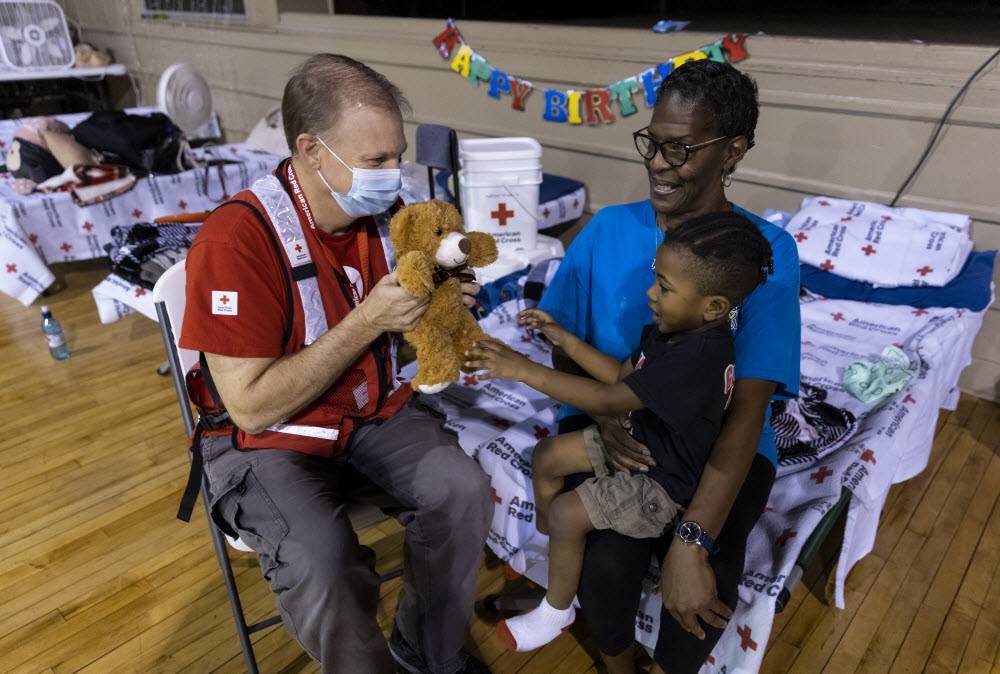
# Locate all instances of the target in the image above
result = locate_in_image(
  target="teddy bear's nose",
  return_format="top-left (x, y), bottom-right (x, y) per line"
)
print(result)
top-left (458, 238), bottom-right (471, 254)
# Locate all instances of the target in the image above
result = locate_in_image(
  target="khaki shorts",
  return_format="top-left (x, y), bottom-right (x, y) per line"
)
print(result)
top-left (576, 425), bottom-right (682, 539)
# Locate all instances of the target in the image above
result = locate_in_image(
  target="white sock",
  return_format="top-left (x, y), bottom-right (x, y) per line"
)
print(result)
top-left (497, 597), bottom-right (575, 652)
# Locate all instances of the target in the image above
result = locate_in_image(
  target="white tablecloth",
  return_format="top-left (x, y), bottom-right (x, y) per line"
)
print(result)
top-left (1, 143), bottom-right (279, 306)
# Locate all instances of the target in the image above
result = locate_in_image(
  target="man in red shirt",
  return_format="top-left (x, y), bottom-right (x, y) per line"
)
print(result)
top-left (180, 54), bottom-right (493, 674)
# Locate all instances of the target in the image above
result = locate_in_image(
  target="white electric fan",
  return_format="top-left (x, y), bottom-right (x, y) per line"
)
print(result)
top-left (0, 0), bottom-right (74, 70)
top-left (157, 63), bottom-right (213, 135)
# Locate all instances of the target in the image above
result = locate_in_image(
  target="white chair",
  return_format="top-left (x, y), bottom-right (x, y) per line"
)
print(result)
top-left (153, 261), bottom-right (279, 673)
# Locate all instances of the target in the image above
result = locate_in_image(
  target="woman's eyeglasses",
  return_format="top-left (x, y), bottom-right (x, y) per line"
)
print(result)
top-left (632, 128), bottom-right (729, 167)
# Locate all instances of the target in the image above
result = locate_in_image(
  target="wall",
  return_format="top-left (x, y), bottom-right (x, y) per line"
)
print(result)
top-left (60, 1), bottom-right (1000, 400)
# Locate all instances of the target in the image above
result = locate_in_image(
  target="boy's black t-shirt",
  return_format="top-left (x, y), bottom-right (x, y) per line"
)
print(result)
top-left (622, 322), bottom-right (736, 507)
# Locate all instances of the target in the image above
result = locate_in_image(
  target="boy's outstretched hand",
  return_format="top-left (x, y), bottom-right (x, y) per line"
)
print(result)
top-left (464, 340), bottom-right (535, 382)
top-left (517, 309), bottom-right (569, 348)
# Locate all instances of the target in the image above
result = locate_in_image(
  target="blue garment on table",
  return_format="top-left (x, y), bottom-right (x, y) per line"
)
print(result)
top-left (801, 250), bottom-right (996, 312)
top-left (538, 200), bottom-right (801, 466)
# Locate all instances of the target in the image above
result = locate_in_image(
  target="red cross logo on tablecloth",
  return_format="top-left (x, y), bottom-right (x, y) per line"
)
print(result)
top-left (60, 242), bottom-right (72, 253)
top-left (542, 207), bottom-right (551, 218)
top-left (737, 624), bottom-right (758, 651)
top-left (861, 448), bottom-right (877, 464)
top-left (134, 288), bottom-right (146, 297)
top-left (881, 215), bottom-right (893, 221)
top-left (28, 233), bottom-right (38, 244)
top-left (841, 216), bottom-right (852, 222)
top-left (132, 209), bottom-right (143, 219)
top-left (6, 263), bottom-right (16, 273)
top-left (956, 309), bottom-right (965, 318)
top-left (533, 425), bottom-right (550, 439)
top-left (903, 394), bottom-right (916, 404)
top-left (463, 374), bottom-right (478, 387)
top-left (520, 335), bottom-right (532, 343)
top-left (861, 244), bottom-right (876, 256)
top-left (811, 466), bottom-right (833, 484)
top-left (706, 655), bottom-right (716, 665)
top-left (912, 308), bottom-right (928, 317)
top-left (490, 203), bottom-right (514, 226)
top-left (817, 199), bottom-right (830, 206)
top-left (219, 295), bottom-right (230, 304)
top-left (776, 528), bottom-right (797, 547)
top-left (178, 199), bottom-right (188, 210)
top-left (573, 198), bottom-right (579, 208)
top-left (0, 139), bottom-right (5, 148)
top-left (82, 221), bottom-right (94, 232)
top-left (916, 265), bottom-right (933, 277)
top-left (794, 232), bottom-right (808, 242)
top-left (491, 487), bottom-right (502, 504)
top-left (820, 259), bottom-right (835, 271)
top-left (831, 312), bottom-right (845, 322)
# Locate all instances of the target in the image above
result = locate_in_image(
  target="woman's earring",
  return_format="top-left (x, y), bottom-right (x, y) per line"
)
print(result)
top-left (722, 171), bottom-right (733, 188)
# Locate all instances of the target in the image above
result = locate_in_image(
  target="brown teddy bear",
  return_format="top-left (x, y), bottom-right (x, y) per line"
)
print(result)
top-left (390, 199), bottom-right (499, 393)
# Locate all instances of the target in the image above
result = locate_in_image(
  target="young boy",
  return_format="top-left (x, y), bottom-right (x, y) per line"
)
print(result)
top-left (463, 212), bottom-right (774, 652)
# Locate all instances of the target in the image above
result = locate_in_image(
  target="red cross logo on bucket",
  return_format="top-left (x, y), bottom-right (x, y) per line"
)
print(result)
top-left (490, 203), bottom-right (515, 226)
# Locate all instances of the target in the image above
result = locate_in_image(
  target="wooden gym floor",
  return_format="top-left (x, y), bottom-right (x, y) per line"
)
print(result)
top-left (1, 262), bottom-right (998, 673)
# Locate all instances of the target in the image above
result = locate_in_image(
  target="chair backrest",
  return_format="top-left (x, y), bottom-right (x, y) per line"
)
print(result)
top-left (416, 123), bottom-right (462, 213)
top-left (153, 260), bottom-right (198, 375)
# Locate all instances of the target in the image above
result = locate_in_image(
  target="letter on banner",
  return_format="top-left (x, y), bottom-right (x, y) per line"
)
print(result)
top-left (543, 89), bottom-right (568, 122)
top-left (608, 77), bottom-right (640, 116)
top-left (450, 44), bottom-right (473, 78)
top-left (488, 69), bottom-right (511, 99)
top-left (701, 40), bottom-right (726, 63)
top-left (585, 89), bottom-right (614, 125)
top-left (432, 20), bottom-right (464, 58)
top-left (722, 34), bottom-right (749, 62)
top-left (640, 62), bottom-right (674, 107)
top-left (510, 78), bottom-right (534, 111)
top-left (672, 50), bottom-right (708, 68)
top-left (470, 54), bottom-right (493, 84)
top-left (567, 90), bottom-right (583, 124)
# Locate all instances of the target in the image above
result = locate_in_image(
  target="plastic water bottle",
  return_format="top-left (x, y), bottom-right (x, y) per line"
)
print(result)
top-left (41, 305), bottom-right (70, 360)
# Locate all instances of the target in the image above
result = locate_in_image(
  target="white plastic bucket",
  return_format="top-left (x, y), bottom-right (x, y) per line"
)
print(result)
top-left (458, 137), bottom-right (542, 252)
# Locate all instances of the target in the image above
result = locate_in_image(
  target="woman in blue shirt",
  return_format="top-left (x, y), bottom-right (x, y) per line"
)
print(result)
top-left (537, 60), bottom-right (800, 673)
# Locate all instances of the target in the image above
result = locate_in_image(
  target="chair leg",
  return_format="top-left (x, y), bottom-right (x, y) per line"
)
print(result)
top-left (203, 498), bottom-right (261, 674)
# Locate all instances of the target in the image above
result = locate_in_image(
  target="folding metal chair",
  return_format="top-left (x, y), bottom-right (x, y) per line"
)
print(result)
top-left (153, 260), bottom-right (403, 672)
top-left (416, 123), bottom-right (462, 213)
top-left (153, 261), bottom-right (281, 673)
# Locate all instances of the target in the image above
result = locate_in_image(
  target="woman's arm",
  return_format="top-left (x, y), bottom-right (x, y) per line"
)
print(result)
top-left (660, 378), bottom-right (775, 638)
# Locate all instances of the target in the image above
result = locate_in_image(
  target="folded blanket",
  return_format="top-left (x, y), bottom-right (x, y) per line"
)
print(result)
top-left (104, 222), bottom-right (200, 289)
top-left (787, 196), bottom-right (973, 288)
top-left (801, 249), bottom-right (996, 311)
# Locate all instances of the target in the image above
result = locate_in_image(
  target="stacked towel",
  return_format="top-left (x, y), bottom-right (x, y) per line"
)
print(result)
top-left (787, 196), bottom-right (972, 288)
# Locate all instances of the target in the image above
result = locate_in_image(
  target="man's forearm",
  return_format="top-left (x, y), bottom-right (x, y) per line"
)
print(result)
top-left (520, 363), bottom-right (639, 417)
top-left (218, 309), bottom-right (381, 433)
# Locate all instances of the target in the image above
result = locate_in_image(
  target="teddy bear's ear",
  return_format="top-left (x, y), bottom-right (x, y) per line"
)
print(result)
top-left (389, 207), bottom-right (414, 251)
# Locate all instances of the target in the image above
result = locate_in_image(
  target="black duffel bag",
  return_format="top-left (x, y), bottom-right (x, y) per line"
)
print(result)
top-left (72, 111), bottom-right (190, 176)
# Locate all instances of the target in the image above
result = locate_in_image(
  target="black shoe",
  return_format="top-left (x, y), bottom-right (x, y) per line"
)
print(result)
top-left (388, 624), bottom-right (492, 674)
top-left (388, 623), bottom-right (427, 674)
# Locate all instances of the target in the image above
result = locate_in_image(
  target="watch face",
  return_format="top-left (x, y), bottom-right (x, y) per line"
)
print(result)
top-left (678, 521), bottom-right (703, 543)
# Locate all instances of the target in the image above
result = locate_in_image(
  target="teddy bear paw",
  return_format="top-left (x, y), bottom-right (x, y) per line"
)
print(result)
top-left (416, 382), bottom-right (451, 394)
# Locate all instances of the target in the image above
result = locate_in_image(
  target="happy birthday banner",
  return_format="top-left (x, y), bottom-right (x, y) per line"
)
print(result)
top-left (432, 19), bottom-right (750, 125)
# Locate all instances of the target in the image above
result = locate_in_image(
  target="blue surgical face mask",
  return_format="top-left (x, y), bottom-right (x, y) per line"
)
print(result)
top-left (315, 136), bottom-right (402, 218)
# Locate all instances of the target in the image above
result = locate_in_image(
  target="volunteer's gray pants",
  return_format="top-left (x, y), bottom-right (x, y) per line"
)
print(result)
top-left (200, 399), bottom-right (493, 674)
